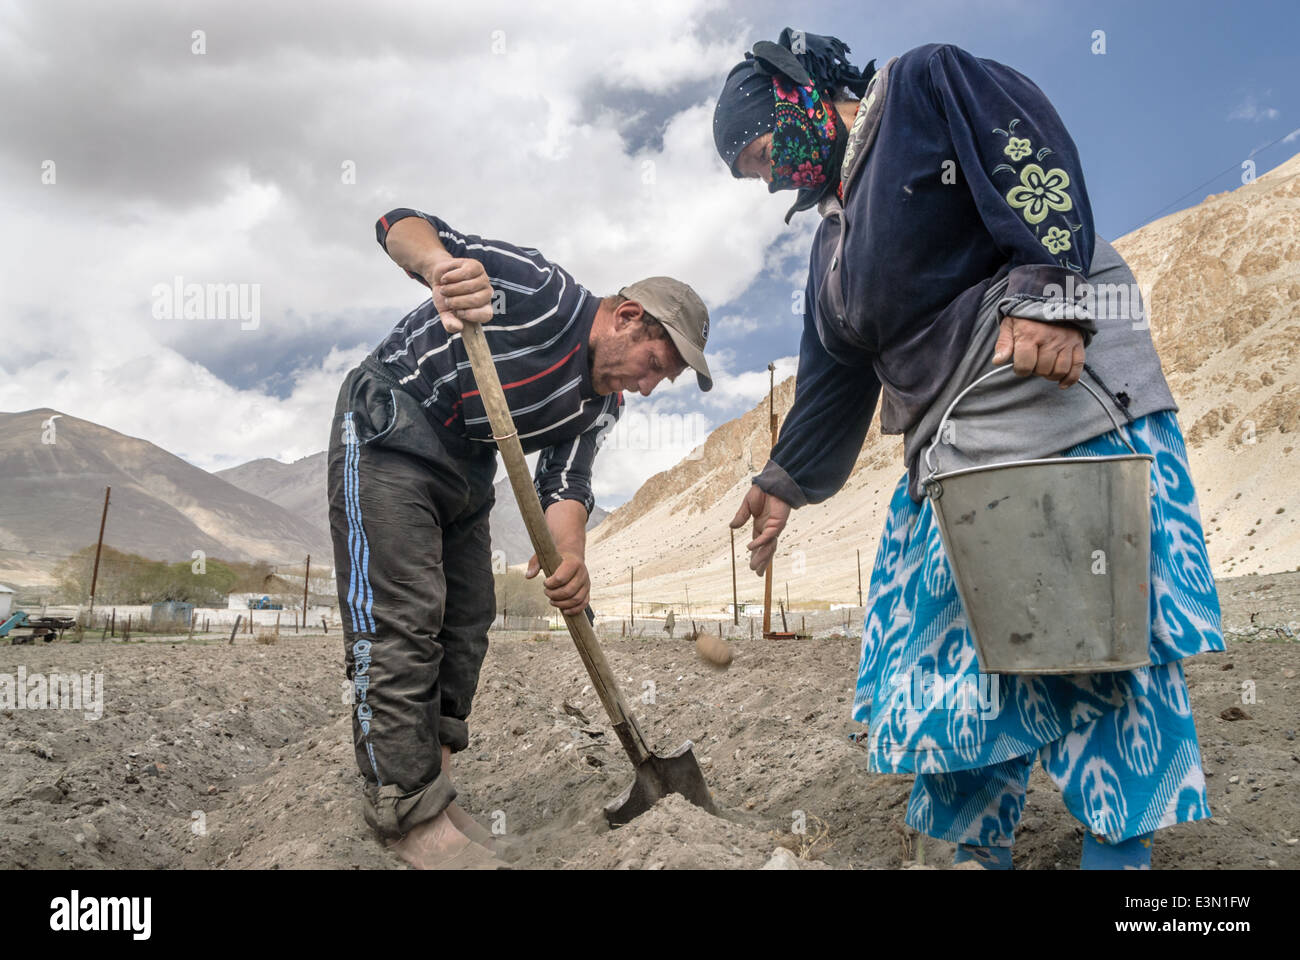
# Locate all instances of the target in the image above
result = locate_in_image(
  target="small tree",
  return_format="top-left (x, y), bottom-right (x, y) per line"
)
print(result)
top-left (494, 569), bottom-right (550, 619)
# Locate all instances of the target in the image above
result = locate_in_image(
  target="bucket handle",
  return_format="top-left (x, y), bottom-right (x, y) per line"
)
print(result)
top-left (922, 365), bottom-right (1138, 485)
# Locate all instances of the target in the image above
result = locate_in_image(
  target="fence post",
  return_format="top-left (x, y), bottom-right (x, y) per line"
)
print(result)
top-left (229, 615), bottom-right (242, 645)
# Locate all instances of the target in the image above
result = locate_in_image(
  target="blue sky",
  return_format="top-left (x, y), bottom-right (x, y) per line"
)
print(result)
top-left (1, 0), bottom-right (1296, 506)
top-left (712, 0), bottom-right (1300, 380)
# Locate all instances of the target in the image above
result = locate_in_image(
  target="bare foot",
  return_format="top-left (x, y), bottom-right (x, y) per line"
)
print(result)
top-left (386, 810), bottom-right (509, 870)
top-left (445, 801), bottom-right (520, 861)
top-left (437, 743), bottom-right (519, 860)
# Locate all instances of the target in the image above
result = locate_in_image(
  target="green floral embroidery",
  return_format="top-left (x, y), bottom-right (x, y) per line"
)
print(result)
top-left (1005, 164), bottom-right (1073, 225)
top-left (1042, 226), bottom-right (1072, 254)
top-left (1004, 136), bottom-right (1032, 161)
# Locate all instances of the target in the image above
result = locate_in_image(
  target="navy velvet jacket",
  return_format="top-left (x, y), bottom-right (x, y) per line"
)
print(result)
top-left (757, 43), bottom-right (1096, 508)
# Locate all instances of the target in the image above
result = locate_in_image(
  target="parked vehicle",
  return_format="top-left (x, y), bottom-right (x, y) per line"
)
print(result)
top-left (0, 610), bottom-right (76, 644)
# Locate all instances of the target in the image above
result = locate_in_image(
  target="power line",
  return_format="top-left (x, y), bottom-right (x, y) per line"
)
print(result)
top-left (1121, 129), bottom-right (1299, 236)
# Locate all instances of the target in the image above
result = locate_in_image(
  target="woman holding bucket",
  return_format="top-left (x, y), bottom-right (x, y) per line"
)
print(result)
top-left (715, 30), bottom-right (1224, 870)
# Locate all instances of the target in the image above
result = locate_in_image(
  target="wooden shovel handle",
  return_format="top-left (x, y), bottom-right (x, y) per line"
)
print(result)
top-left (459, 321), bottom-right (651, 765)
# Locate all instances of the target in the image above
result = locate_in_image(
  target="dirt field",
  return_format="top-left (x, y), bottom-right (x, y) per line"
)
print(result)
top-left (2, 577), bottom-right (1297, 870)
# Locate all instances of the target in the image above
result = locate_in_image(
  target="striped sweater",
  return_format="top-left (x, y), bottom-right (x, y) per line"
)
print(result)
top-left (372, 209), bottom-right (620, 516)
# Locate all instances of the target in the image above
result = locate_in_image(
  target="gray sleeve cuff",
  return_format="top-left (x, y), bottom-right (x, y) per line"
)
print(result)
top-left (752, 459), bottom-right (808, 509)
top-left (998, 263), bottom-right (1098, 343)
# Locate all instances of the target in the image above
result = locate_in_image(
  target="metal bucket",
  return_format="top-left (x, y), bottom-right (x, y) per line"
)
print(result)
top-left (921, 367), bottom-right (1154, 675)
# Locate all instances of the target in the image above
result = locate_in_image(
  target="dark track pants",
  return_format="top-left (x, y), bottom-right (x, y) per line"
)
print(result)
top-left (327, 357), bottom-right (497, 838)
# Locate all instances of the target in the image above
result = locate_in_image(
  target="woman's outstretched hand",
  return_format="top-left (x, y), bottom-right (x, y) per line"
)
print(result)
top-left (730, 484), bottom-right (792, 575)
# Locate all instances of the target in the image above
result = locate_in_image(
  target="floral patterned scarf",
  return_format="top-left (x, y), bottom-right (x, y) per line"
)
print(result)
top-left (768, 75), bottom-right (846, 219)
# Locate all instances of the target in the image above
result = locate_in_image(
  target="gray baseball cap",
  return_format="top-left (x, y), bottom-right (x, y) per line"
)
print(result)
top-left (618, 277), bottom-right (713, 391)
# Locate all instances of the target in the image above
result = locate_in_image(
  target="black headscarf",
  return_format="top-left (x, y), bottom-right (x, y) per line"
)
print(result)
top-left (712, 28), bottom-right (875, 219)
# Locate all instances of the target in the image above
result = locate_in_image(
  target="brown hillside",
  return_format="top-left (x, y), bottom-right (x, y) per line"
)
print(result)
top-left (586, 151), bottom-right (1300, 612)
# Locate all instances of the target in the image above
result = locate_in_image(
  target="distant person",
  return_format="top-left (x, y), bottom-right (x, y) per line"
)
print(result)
top-left (329, 209), bottom-right (712, 868)
top-left (714, 30), bottom-right (1223, 870)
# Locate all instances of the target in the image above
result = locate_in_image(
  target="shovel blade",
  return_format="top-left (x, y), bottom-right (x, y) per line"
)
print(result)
top-left (604, 740), bottom-right (717, 827)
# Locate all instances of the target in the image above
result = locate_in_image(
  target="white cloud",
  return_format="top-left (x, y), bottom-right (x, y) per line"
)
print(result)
top-left (1228, 95), bottom-right (1280, 122)
top-left (700, 353), bottom-right (799, 410)
top-left (0, 0), bottom-right (802, 495)
top-left (716, 313), bottom-right (760, 335)
top-left (763, 215), bottom-right (819, 285)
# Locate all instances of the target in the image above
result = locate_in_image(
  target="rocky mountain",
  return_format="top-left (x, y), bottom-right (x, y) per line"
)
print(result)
top-left (0, 409), bottom-right (333, 586)
top-left (584, 151), bottom-right (1300, 611)
top-left (216, 452), bottom-right (329, 539)
top-left (1109, 152), bottom-right (1300, 579)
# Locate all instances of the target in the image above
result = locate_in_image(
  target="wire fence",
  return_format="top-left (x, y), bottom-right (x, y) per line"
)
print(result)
top-left (10, 571), bottom-right (1298, 645)
top-left (492, 614), bottom-right (552, 633)
top-left (4, 603), bottom-right (342, 641)
top-left (584, 606), bottom-right (866, 641)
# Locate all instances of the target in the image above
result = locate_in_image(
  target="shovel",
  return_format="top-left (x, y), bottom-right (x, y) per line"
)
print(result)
top-left (460, 321), bottom-right (717, 827)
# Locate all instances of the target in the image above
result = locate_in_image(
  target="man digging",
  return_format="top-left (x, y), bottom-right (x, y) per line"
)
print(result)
top-left (328, 209), bottom-right (713, 869)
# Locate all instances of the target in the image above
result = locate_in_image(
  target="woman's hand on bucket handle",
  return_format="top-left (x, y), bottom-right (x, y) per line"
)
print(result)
top-left (992, 315), bottom-right (1085, 388)
top-left (730, 484), bottom-right (791, 575)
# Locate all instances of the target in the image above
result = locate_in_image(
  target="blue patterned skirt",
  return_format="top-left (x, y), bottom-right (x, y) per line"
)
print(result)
top-left (852, 410), bottom-right (1225, 842)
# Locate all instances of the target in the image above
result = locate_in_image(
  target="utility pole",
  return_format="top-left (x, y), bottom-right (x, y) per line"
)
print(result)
top-left (302, 554), bottom-right (310, 633)
top-left (685, 583), bottom-right (691, 621)
top-left (88, 486), bottom-right (111, 618)
top-left (730, 527), bottom-right (738, 626)
top-left (857, 548), bottom-right (863, 607)
top-left (763, 362), bottom-right (776, 637)
top-left (629, 565), bottom-right (635, 626)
